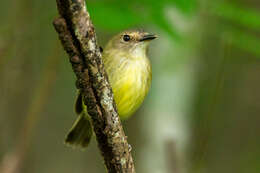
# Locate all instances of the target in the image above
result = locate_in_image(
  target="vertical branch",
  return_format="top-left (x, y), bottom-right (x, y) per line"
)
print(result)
top-left (53, 0), bottom-right (135, 172)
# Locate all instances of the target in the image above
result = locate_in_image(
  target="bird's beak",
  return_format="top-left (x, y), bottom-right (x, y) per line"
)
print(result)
top-left (139, 34), bottom-right (157, 42)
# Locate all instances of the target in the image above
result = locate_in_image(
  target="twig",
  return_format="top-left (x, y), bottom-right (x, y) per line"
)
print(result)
top-left (52, 0), bottom-right (135, 172)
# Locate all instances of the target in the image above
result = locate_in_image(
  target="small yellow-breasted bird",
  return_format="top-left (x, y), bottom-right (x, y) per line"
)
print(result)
top-left (65, 30), bottom-right (156, 148)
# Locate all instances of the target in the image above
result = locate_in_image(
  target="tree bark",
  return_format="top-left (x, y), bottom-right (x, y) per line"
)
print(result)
top-left (53, 0), bottom-right (135, 172)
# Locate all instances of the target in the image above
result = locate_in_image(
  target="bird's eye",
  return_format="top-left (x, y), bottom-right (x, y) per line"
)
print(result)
top-left (123, 35), bottom-right (131, 42)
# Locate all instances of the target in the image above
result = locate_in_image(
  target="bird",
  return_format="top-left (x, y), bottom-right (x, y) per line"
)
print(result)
top-left (65, 30), bottom-right (157, 148)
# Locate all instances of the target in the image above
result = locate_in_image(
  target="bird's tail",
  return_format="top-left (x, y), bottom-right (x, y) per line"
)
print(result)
top-left (65, 112), bottom-right (93, 148)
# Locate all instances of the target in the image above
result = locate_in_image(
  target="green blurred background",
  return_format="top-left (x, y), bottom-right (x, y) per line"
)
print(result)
top-left (1, 0), bottom-right (260, 173)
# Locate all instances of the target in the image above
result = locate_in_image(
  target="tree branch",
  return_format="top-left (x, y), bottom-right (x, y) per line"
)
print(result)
top-left (53, 0), bottom-right (135, 172)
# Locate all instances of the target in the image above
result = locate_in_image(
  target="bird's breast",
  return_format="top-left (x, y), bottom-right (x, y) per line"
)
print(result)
top-left (104, 56), bottom-right (151, 119)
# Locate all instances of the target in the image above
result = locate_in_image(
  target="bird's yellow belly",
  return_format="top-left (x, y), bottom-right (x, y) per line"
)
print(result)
top-left (108, 64), bottom-right (151, 119)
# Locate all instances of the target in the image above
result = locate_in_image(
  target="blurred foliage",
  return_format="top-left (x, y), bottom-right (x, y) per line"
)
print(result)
top-left (210, 2), bottom-right (260, 31)
top-left (209, 2), bottom-right (260, 57)
top-left (87, 0), bottom-right (260, 57)
top-left (87, 0), bottom-right (198, 40)
top-left (1, 0), bottom-right (260, 173)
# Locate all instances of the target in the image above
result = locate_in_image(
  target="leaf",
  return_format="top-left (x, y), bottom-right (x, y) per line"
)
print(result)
top-left (137, 0), bottom-right (197, 14)
top-left (87, 2), bottom-right (142, 30)
top-left (86, 0), bottom-right (195, 41)
top-left (210, 2), bottom-right (260, 31)
top-left (226, 28), bottom-right (260, 57)
top-left (172, 0), bottom-right (198, 14)
top-left (149, 9), bottom-right (181, 41)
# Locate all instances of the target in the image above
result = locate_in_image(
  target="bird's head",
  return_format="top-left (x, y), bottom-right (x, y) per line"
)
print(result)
top-left (105, 30), bottom-right (157, 58)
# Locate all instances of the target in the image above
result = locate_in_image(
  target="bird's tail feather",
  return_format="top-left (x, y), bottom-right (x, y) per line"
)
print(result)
top-left (65, 112), bottom-right (93, 148)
